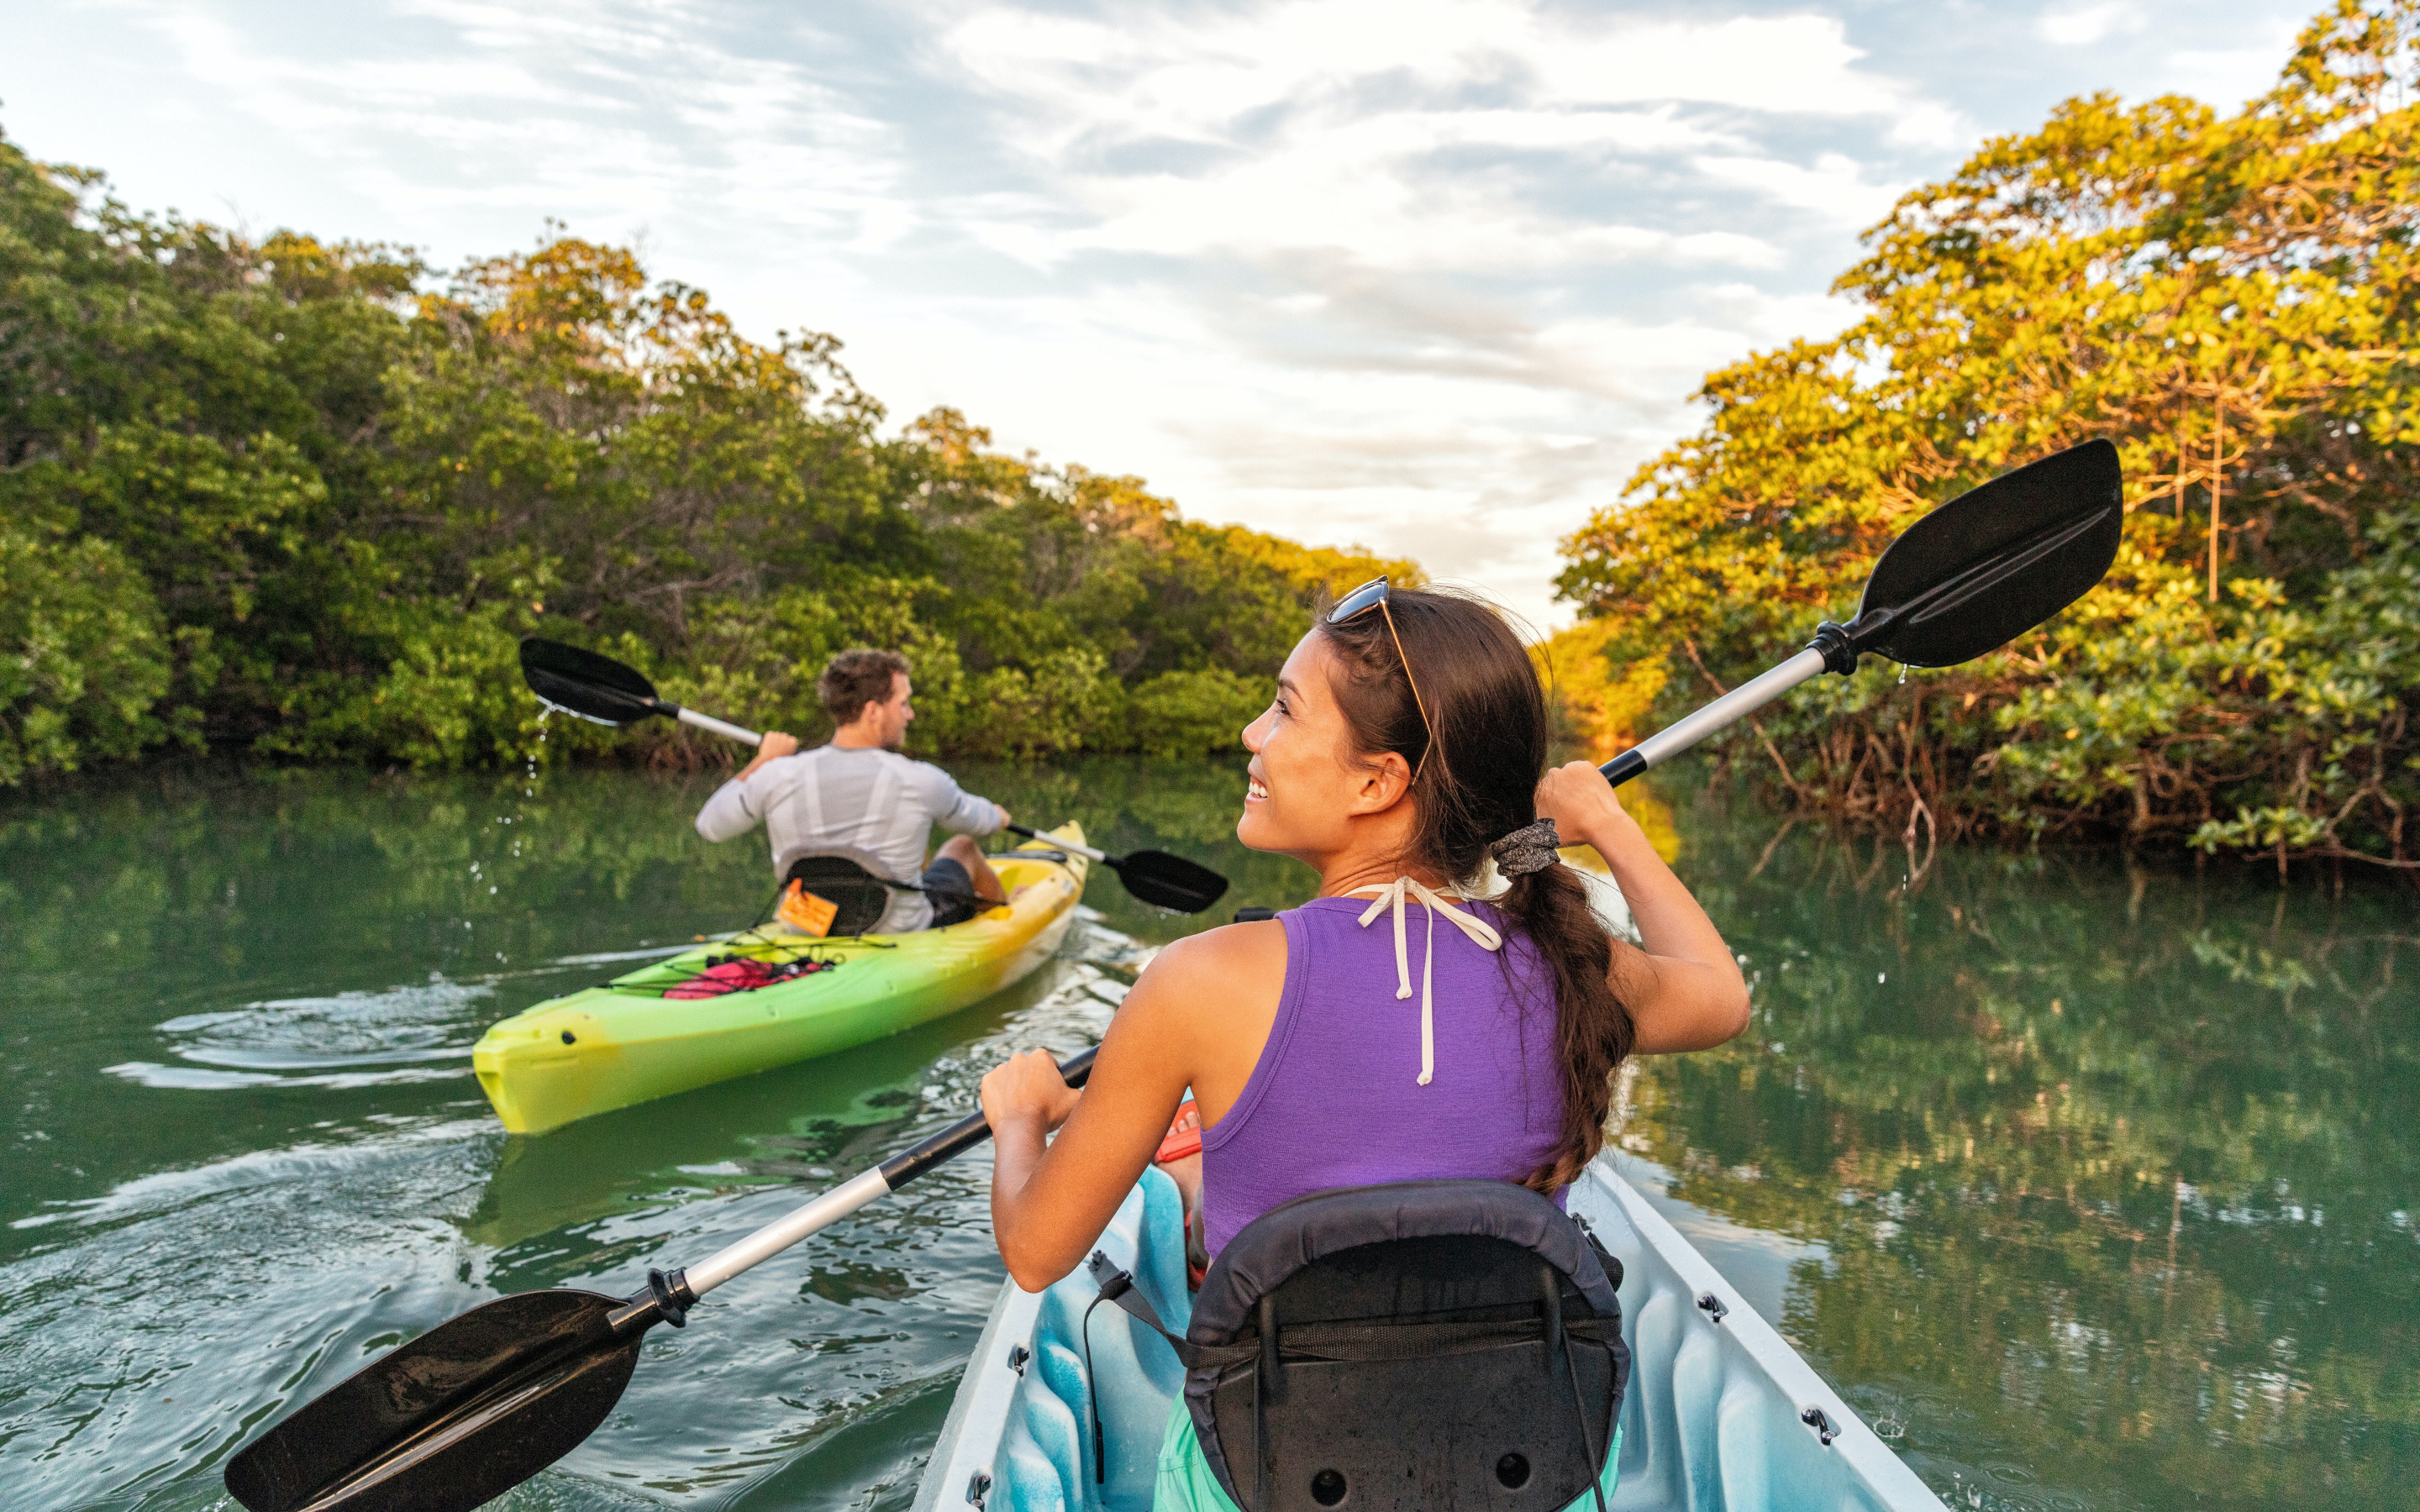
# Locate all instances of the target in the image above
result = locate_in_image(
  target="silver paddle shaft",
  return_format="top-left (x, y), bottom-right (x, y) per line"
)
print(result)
top-left (676, 706), bottom-right (763, 746)
top-left (1615, 648), bottom-right (1828, 775)
top-left (680, 1045), bottom-right (1096, 1298)
top-left (684, 1168), bottom-right (892, 1297)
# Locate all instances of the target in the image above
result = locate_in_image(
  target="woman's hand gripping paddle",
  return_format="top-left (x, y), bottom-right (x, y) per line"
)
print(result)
top-left (1597, 438), bottom-right (2124, 789)
top-left (224, 1049), bottom-right (1099, 1512)
top-left (514, 640), bottom-right (1231, 913)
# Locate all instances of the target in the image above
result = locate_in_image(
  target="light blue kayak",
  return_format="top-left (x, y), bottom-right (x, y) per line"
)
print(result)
top-left (913, 1157), bottom-right (1945, 1512)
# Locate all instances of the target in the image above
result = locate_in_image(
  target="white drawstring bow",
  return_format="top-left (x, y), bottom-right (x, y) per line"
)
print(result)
top-left (1350, 878), bottom-right (1502, 1085)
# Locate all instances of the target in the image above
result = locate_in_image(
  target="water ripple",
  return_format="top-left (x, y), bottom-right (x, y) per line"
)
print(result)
top-left (124, 978), bottom-right (495, 1091)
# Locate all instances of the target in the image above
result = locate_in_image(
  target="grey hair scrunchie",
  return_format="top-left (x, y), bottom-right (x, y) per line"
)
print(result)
top-left (1489, 817), bottom-right (1561, 877)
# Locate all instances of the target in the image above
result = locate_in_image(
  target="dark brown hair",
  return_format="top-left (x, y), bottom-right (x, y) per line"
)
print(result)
top-left (818, 648), bottom-right (911, 725)
top-left (1316, 586), bottom-right (1634, 1193)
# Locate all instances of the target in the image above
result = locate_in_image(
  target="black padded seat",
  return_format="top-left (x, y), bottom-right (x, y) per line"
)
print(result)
top-left (780, 854), bottom-right (896, 937)
top-left (1093, 1178), bottom-right (1629, 1512)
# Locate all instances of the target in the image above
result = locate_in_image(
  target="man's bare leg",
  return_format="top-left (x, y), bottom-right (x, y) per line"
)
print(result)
top-left (937, 833), bottom-right (1006, 903)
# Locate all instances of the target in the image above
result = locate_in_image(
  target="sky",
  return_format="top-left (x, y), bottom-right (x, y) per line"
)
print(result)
top-left (0, 0), bottom-right (2324, 629)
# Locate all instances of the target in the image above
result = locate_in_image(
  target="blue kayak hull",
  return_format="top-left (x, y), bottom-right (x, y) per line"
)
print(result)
top-left (913, 1157), bottom-right (1944, 1512)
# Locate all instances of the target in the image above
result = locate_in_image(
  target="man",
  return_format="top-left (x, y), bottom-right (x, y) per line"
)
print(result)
top-left (695, 648), bottom-right (1012, 932)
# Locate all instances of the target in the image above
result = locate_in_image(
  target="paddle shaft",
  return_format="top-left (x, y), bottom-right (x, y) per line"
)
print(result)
top-left (677, 706), bottom-right (764, 745)
top-left (681, 1046), bottom-right (1097, 1298)
top-left (1597, 648), bottom-right (1828, 788)
top-left (1594, 444), bottom-right (2123, 790)
top-left (1002, 825), bottom-right (1227, 913)
top-left (1006, 822), bottom-right (1109, 864)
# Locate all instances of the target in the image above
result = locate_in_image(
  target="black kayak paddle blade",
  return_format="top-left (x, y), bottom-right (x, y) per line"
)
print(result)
top-left (1113, 849), bottom-right (1229, 914)
top-left (224, 1289), bottom-right (643, 1512)
top-left (1854, 438), bottom-right (2123, 668)
top-left (519, 638), bottom-right (666, 727)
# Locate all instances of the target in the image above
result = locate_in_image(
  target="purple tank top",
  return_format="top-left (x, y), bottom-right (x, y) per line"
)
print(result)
top-left (1199, 895), bottom-right (1566, 1256)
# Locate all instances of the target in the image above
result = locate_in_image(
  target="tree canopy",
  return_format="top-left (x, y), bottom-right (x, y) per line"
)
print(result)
top-left (1555, 0), bottom-right (2420, 873)
top-left (0, 134), bottom-right (1410, 783)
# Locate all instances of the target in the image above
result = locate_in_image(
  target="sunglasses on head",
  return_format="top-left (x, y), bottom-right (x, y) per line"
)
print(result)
top-left (1328, 576), bottom-right (1436, 780)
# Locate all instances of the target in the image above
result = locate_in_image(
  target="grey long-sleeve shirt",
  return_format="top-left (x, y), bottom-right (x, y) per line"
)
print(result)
top-left (695, 744), bottom-right (1004, 932)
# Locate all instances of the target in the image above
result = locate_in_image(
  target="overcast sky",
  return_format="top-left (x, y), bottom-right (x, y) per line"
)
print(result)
top-left (3, 0), bottom-right (2323, 628)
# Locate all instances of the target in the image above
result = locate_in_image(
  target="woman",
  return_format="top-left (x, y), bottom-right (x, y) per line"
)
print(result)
top-left (979, 582), bottom-right (1750, 1503)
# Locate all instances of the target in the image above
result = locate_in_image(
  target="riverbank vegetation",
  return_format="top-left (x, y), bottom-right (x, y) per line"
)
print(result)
top-left (0, 133), bottom-right (1407, 785)
top-left (1555, 0), bottom-right (2420, 873)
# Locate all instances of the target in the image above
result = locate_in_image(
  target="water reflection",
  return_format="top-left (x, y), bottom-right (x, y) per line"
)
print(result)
top-left (1618, 806), bottom-right (2420, 1511)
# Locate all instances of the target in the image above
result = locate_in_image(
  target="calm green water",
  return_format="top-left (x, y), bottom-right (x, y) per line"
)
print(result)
top-left (1, 761), bottom-right (2412, 1510)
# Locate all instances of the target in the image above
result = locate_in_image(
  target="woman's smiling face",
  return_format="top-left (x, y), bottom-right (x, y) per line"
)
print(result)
top-left (1238, 630), bottom-right (1413, 865)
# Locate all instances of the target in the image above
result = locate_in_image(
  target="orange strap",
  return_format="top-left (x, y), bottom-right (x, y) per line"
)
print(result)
top-left (1155, 1100), bottom-right (1202, 1164)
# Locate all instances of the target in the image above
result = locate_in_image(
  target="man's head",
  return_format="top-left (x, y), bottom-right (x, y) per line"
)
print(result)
top-left (819, 648), bottom-right (914, 748)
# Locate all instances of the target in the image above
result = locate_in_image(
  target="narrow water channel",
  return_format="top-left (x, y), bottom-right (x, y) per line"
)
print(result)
top-left (2, 760), bottom-right (2411, 1511)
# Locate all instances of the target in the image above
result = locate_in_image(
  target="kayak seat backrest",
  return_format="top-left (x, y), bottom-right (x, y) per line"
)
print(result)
top-left (780, 853), bottom-right (897, 937)
top-left (1183, 1179), bottom-right (1628, 1512)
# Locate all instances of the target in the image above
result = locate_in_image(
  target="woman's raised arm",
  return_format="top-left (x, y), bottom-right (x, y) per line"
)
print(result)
top-left (1534, 761), bottom-right (1750, 1055)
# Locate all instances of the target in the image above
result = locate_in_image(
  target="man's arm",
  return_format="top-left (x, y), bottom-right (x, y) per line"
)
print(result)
top-left (694, 779), bottom-right (756, 843)
top-left (735, 731), bottom-right (797, 783)
top-left (918, 763), bottom-right (1009, 836)
top-left (695, 735), bottom-right (798, 842)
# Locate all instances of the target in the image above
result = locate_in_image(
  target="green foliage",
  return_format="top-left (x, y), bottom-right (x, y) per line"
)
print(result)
top-left (1124, 667), bottom-right (1275, 757)
top-left (0, 128), bottom-right (1413, 783)
top-left (0, 526), bottom-right (171, 781)
top-left (1557, 0), bottom-right (2420, 870)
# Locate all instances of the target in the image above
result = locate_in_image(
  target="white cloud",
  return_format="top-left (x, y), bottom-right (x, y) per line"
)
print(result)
top-left (2038, 3), bottom-right (2149, 47)
top-left (934, 0), bottom-right (1953, 282)
top-left (1691, 151), bottom-right (1902, 226)
top-left (946, 2), bottom-right (1946, 129)
top-left (2163, 25), bottom-right (2310, 110)
top-left (100, 0), bottom-right (908, 246)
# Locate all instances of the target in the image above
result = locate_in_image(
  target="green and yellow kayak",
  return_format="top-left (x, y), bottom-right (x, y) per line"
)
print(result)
top-left (472, 824), bottom-right (1091, 1135)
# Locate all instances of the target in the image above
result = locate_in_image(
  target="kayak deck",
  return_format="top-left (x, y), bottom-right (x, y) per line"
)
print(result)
top-left (912, 1156), bottom-right (1944, 1512)
top-left (473, 825), bottom-right (1090, 1135)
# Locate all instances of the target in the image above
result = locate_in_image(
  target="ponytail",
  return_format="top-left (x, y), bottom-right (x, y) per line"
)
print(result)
top-left (1500, 865), bottom-right (1632, 1193)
